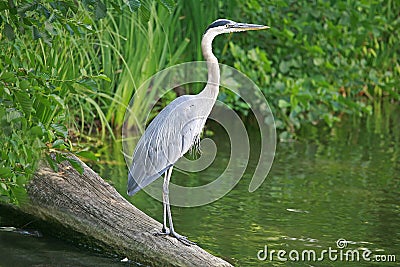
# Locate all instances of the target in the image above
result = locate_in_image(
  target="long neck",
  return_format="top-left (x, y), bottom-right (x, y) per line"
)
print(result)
top-left (199, 32), bottom-right (220, 100)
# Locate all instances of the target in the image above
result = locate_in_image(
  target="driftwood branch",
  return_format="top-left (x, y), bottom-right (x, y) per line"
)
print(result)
top-left (21, 155), bottom-right (232, 267)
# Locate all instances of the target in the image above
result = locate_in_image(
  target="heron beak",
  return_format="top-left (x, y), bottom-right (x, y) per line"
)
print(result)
top-left (233, 23), bottom-right (270, 31)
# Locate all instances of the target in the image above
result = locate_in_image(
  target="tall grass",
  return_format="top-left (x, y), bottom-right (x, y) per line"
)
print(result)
top-left (98, 0), bottom-right (247, 129)
top-left (98, 3), bottom-right (189, 129)
top-left (11, 4), bottom-right (116, 140)
top-left (15, 0), bottom-right (239, 136)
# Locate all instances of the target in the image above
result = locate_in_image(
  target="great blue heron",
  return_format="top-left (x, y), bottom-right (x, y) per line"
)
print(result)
top-left (127, 19), bottom-right (269, 245)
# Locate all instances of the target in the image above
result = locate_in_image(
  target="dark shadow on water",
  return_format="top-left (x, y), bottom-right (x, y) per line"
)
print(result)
top-left (0, 201), bottom-right (139, 266)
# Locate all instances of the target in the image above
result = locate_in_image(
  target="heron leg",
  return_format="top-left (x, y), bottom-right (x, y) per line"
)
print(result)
top-left (166, 202), bottom-right (196, 245)
top-left (155, 166), bottom-right (196, 246)
top-left (163, 167), bottom-right (173, 234)
top-left (154, 168), bottom-right (172, 235)
top-left (165, 167), bottom-right (196, 246)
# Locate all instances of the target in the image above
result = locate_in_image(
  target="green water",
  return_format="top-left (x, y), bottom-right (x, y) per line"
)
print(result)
top-left (1, 104), bottom-right (399, 266)
top-left (101, 103), bottom-right (399, 266)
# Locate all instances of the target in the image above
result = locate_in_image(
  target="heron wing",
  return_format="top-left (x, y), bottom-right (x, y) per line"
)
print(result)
top-left (127, 95), bottom-right (212, 195)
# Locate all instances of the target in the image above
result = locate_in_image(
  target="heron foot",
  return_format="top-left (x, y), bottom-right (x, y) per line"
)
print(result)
top-left (153, 226), bottom-right (170, 236)
top-left (154, 228), bottom-right (196, 246)
top-left (169, 230), bottom-right (196, 246)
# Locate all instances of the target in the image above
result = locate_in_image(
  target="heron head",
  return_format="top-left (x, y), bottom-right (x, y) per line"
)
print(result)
top-left (204, 19), bottom-right (269, 36)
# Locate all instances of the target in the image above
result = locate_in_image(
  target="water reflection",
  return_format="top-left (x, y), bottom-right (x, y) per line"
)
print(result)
top-left (1, 104), bottom-right (398, 266)
top-left (0, 229), bottom-right (130, 267)
top-left (108, 103), bottom-right (399, 266)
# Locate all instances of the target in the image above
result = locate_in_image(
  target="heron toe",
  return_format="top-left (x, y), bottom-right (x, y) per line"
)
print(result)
top-left (170, 230), bottom-right (196, 246)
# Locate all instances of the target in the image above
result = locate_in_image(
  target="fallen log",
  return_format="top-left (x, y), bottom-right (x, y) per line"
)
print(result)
top-left (19, 155), bottom-right (232, 267)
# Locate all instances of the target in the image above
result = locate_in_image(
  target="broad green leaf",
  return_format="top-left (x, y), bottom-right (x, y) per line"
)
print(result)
top-left (77, 78), bottom-right (98, 91)
top-left (283, 28), bottom-right (294, 39)
top-left (313, 58), bottom-right (324, 66)
top-left (64, 23), bottom-right (75, 35)
top-left (3, 23), bottom-right (15, 41)
top-left (49, 94), bottom-right (65, 108)
top-left (19, 79), bottom-right (30, 90)
top-left (41, 31), bottom-right (53, 46)
top-left (278, 99), bottom-right (291, 108)
top-left (248, 49), bottom-right (258, 62)
top-left (92, 74), bottom-right (111, 82)
top-left (18, 1), bottom-right (37, 13)
top-left (1, 183), bottom-right (8, 191)
top-left (30, 125), bottom-right (44, 137)
top-left (46, 154), bottom-right (58, 172)
top-left (95, 0), bottom-right (107, 19)
top-left (0, 167), bottom-right (12, 178)
top-left (6, 109), bottom-right (23, 122)
top-left (76, 151), bottom-right (98, 161)
top-left (14, 90), bottom-right (32, 117)
top-left (138, 2), bottom-right (150, 22)
top-left (0, 72), bottom-right (16, 83)
top-left (51, 123), bottom-right (68, 138)
top-left (125, 0), bottom-right (140, 12)
top-left (44, 21), bottom-right (58, 35)
top-left (55, 153), bottom-right (67, 163)
top-left (158, 0), bottom-right (176, 13)
top-left (67, 158), bottom-right (84, 175)
top-left (52, 139), bottom-right (66, 149)
top-left (32, 26), bottom-right (41, 40)
top-left (279, 61), bottom-right (290, 74)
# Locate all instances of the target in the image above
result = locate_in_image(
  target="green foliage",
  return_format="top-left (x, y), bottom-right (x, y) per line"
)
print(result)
top-left (1, 0), bottom-right (399, 203)
top-left (0, 0), bottom-right (108, 203)
top-left (224, 0), bottom-right (399, 138)
top-left (0, 0), bottom-right (178, 204)
top-left (0, 67), bottom-right (66, 203)
top-left (0, 0), bottom-right (105, 44)
top-left (100, 1), bottom-right (189, 128)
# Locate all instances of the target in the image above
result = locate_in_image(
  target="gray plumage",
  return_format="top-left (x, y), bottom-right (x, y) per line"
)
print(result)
top-left (127, 94), bottom-right (213, 195)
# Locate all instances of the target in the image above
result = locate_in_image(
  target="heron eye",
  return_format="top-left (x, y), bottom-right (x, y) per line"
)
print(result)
top-left (225, 24), bottom-right (229, 28)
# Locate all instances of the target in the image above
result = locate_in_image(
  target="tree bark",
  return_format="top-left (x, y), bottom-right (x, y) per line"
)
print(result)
top-left (22, 155), bottom-right (233, 267)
